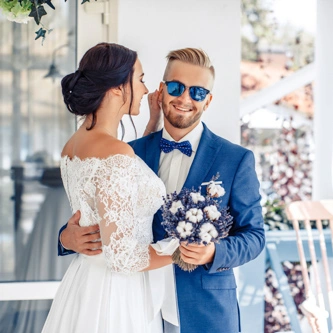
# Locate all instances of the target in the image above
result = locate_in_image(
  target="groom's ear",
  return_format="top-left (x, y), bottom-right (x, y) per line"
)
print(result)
top-left (203, 93), bottom-right (213, 111)
top-left (158, 82), bottom-right (164, 103)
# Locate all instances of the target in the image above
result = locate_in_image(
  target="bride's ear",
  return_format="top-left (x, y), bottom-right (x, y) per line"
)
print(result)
top-left (110, 85), bottom-right (125, 97)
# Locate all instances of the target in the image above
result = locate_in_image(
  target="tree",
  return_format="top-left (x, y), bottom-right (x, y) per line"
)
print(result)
top-left (241, 0), bottom-right (276, 61)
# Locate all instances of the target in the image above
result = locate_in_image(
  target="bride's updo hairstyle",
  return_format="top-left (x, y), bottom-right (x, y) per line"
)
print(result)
top-left (61, 43), bottom-right (137, 130)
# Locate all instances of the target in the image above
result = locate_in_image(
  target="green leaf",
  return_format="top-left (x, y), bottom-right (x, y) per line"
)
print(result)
top-left (0, 0), bottom-right (32, 18)
top-left (29, 4), bottom-right (47, 25)
top-left (35, 27), bottom-right (46, 40)
top-left (44, 0), bottom-right (55, 10)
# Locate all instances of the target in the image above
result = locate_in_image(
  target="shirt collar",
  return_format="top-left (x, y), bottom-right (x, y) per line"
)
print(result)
top-left (162, 122), bottom-right (204, 153)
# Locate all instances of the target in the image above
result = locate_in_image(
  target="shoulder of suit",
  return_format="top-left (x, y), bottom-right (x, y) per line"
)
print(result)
top-left (128, 130), bottom-right (161, 147)
top-left (206, 127), bottom-right (252, 156)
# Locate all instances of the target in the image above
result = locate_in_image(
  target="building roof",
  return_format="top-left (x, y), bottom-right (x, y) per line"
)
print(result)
top-left (241, 53), bottom-right (313, 117)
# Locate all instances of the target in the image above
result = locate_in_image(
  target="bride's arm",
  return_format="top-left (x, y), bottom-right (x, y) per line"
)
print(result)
top-left (143, 90), bottom-right (163, 136)
top-left (142, 246), bottom-right (173, 271)
top-left (95, 152), bottom-right (171, 274)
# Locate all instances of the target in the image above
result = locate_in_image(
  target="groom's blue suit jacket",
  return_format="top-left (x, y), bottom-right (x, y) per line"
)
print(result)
top-left (58, 123), bottom-right (265, 333)
top-left (128, 123), bottom-right (265, 333)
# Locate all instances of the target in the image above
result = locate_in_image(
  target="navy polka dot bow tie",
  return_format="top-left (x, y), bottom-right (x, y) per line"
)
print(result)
top-left (160, 138), bottom-right (192, 157)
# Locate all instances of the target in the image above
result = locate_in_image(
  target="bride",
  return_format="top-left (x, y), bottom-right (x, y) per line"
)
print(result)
top-left (42, 43), bottom-right (177, 333)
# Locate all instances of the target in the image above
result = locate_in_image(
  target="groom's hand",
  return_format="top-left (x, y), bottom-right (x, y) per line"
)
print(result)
top-left (179, 243), bottom-right (215, 265)
top-left (61, 211), bottom-right (102, 255)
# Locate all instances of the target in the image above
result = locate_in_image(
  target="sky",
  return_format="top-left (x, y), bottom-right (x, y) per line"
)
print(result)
top-left (272, 0), bottom-right (317, 33)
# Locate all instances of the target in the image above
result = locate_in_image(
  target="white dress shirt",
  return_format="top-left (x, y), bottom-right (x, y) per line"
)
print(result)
top-left (158, 122), bottom-right (204, 194)
top-left (155, 122), bottom-right (203, 331)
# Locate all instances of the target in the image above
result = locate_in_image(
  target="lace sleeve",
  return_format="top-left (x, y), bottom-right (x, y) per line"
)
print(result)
top-left (94, 156), bottom-right (150, 274)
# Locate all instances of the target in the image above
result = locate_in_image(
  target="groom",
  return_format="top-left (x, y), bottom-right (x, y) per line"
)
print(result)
top-left (58, 48), bottom-right (265, 333)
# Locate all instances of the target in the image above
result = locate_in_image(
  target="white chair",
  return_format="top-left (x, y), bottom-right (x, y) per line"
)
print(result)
top-left (286, 200), bottom-right (333, 333)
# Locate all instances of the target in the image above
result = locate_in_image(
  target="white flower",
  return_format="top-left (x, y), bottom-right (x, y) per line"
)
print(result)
top-left (285, 168), bottom-right (293, 178)
top-left (176, 221), bottom-right (193, 238)
top-left (186, 208), bottom-right (203, 223)
top-left (4, 11), bottom-right (32, 23)
top-left (288, 185), bottom-right (298, 194)
top-left (199, 223), bottom-right (218, 243)
top-left (6, 12), bottom-right (33, 24)
top-left (303, 178), bottom-right (312, 186)
top-left (272, 214), bottom-right (282, 221)
top-left (287, 154), bottom-right (294, 163)
top-left (278, 164), bottom-right (287, 172)
top-left (207, 182), bottom-right (225, 197)
top-left (190, 192), bottom-right (205, 204)
top-left (280, 177), bottom-right (288, 185)
top-left (169, 200), bottom-right (184, 214)
top-left (204, 205), bottom-right (221, 221)
top-left (0, 0), bottom-right (33, 24)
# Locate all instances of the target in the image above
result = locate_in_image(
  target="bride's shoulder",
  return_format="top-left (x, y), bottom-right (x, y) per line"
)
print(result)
top-left (98, 139), bottom-right (135, 159)
top-left (61, 135), bottom-right (135, 161)
top-left (87, 136), bottom-right (135, 160)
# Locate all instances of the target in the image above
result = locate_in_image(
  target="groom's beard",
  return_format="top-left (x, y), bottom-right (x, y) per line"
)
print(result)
top-left (162, 100), bottom-right (203, 129)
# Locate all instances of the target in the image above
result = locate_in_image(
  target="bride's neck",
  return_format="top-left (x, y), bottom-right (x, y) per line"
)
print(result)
top-left (82, 109), bottom-right (122, 138)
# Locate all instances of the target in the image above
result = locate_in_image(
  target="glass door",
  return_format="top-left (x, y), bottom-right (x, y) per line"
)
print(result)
top-left (0, 1), bottom-right (77, 332)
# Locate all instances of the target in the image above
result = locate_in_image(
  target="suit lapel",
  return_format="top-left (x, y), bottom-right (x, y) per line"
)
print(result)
top-left (142, 131), bottom-right (165, 239)
top-left (183, 123), bottom-right (220, 189)
top-left (144, 130), bottom-right (162, 175)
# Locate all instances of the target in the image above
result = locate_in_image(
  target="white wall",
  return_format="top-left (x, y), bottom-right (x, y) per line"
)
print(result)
top-left (313, 0), bottom-right (333, 200)
top-left (78, 0), bottom-right (241, 143)
top-left (77, 2), bottom-right (108, 61)
top-left (116, 0), bottom-right (241, 143)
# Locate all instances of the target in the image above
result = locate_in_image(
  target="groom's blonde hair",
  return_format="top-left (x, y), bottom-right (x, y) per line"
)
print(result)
top-left (163, 48), bottom-right (215, 80)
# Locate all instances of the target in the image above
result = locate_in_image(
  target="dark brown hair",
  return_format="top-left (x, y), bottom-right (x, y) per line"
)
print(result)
top-left (61, 43), bottom-right (137, 131)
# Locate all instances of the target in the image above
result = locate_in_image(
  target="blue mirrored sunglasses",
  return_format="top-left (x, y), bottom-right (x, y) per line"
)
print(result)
top-left (163, 81), bottom-right (210, 102)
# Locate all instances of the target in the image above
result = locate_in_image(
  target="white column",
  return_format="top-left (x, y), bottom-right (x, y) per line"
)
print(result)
top-left (116, 0), bottom-right (241, 144)
top-left (313, 0), bottom-right (333, 200)
top-left (77, 1), bottom-right (110, 61)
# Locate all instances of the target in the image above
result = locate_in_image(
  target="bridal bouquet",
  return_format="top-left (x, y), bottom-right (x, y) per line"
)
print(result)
top-left (161, 174), bottom-right (233, 272)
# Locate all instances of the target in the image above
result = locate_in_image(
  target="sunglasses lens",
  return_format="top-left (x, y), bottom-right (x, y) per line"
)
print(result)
top-left (189, 87), bottom-right (209, 102)
top-left (165, 81), bottom-right (209, 101)
top-left (166, 82), bottom-right (185, 97)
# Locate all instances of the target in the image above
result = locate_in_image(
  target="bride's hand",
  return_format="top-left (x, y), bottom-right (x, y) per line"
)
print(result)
top-left (144, 90), bottom-right (163, 135)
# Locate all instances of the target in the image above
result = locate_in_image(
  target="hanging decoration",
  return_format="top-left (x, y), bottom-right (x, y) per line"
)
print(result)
top-left (0, 0), bottom-right (92, 42)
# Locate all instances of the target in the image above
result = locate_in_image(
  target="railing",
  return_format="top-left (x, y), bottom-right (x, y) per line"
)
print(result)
top-left (265, 229), bottom-right (333, 333)
top-left (0, 281), bottom-right (60, 300)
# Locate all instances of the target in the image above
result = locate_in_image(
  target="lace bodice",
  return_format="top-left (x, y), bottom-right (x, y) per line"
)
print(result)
top-left (61, 154), bottom-right (166, 274)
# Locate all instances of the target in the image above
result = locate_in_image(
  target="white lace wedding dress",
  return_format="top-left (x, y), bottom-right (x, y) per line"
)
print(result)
top-left (42, 154), bottom-right (167, 333)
